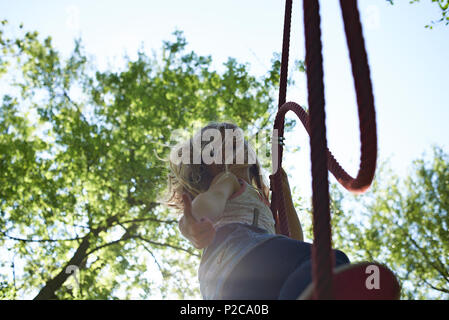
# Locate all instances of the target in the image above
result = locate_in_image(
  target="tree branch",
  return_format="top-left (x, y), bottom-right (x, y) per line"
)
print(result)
top-left (141, 243), bottom-right (166, 280)
top-left (86, 222), bottom-right (137, 256)
top-left (33, 234), bottom-right (91, 300)
top-left (134, 235), bottom-right (200, 258)
top-left (62, 90), bottom-right (88, 123)
top-left (407, 233), bottom-right (449, 281)
top-left (120, 216), bottom-right (177, 225)
top-left (1, 230), bottom-right (82, 243)
top-left (85, 237), bottom-right (128, 256)
top-left (33, 215), bottom-right (120, 300)
top-left (421, 278), bottom-right (449, 294)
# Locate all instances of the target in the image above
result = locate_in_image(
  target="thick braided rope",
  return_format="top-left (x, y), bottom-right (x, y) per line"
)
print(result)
top-left (339, 0), bottom-right (377, 192)
top-left (270, 0), bottom-right (293, 237)
top-left (273, 102), bottom-right (376, 195)
top-left (271, 0), bottom-right (377, 299)
top-left (278, 0), bottom-right (292, 109)
top-left (303, 0), bottom-right (334, 300)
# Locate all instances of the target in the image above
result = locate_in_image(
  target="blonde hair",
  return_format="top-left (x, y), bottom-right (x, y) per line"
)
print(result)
top-left (165, 122), bottom-right (270, 211)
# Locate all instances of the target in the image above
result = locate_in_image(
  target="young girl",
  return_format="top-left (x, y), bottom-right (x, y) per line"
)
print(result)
top-left (167, 122), bottom-right (350, 300)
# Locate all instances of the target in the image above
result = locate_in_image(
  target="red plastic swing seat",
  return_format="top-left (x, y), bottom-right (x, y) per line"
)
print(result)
top-left (298, 262), bottom-right (401, 300)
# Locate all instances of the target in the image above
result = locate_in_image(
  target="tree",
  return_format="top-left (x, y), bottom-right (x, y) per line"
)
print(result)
top-left (387, 0), bottom-right (449, 27)
top-left (325, 147), bottom-right (449, 299)
top-left (0, 21), bottom-right (281, 299)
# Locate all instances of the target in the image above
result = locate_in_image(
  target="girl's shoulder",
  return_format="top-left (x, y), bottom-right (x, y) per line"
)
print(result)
top-left (228, 179), bottom-right (267, 205)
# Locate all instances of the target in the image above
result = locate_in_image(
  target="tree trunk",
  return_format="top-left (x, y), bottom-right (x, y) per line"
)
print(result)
top-left (33, 236), bottom-right (91, 300)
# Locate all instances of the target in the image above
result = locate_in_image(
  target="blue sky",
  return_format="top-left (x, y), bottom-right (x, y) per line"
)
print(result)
top-left (1, 0), bottom-right (448, 299)
top-left (1, 0), bottom-right (447, 186)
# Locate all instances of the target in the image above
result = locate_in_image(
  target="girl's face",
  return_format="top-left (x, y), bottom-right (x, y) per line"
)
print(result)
top-left (207, 163), bottom-right (223, 177)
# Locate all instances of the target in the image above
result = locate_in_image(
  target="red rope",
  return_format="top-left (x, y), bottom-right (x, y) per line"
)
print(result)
top-left (303, 0), bottom-right (334, 300)
top-left (270, 0), bottom-right (378, 300)
top-left (270, 0), bottom-right (293, 237)
top-left (338, 0), bottom-right (377, 192)
top-left (278, 0), bottom-right (292, 109)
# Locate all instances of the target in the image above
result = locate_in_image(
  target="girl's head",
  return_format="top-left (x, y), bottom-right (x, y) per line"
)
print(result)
top-left (166, 122), bottom-right (269, 210)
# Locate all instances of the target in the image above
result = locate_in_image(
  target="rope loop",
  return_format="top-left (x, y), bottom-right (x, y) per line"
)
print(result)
top-left (271, 0), bottom-right (378, 300)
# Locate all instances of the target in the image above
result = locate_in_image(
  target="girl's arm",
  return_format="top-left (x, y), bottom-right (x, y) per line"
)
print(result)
top-left (191, 172), bottom-right (240, 222)
top-left (279, 167), bottom-right (304, 241)
top-left (179, 194), bottom-right (216, 249)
